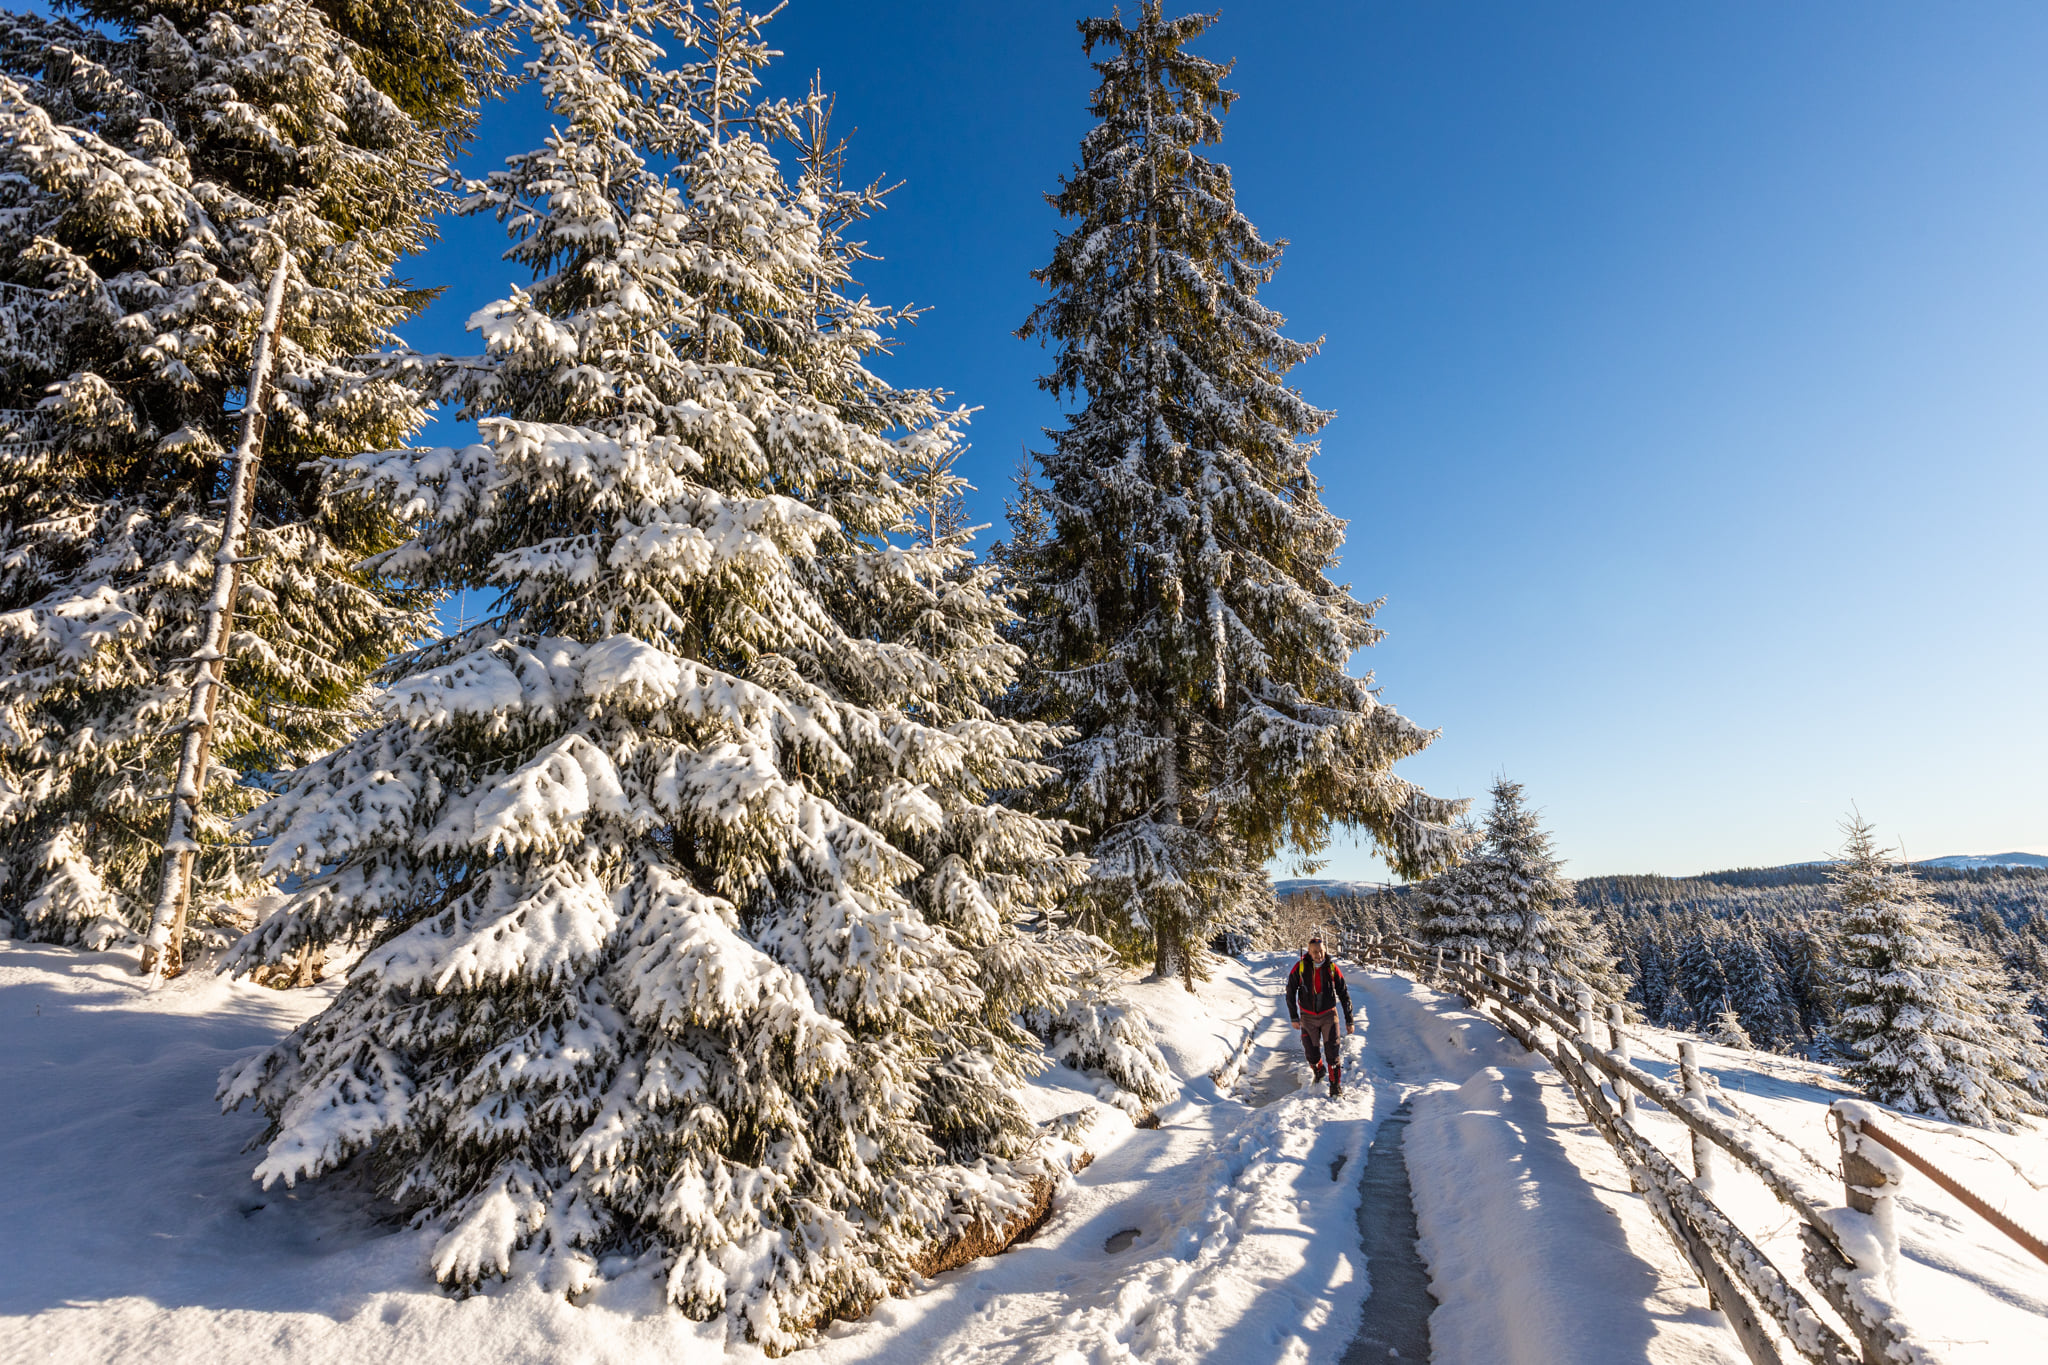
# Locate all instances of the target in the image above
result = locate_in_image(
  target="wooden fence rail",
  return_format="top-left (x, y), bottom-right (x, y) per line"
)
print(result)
top-left (1339, 933), bottom-right (1964, 1365)
top-left (1842, 1113), bottom-right (2048, 1268)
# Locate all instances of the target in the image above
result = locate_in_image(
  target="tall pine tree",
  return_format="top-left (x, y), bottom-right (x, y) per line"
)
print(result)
top-left (1723, 923), bottom-right (1800, 1050)
top-left (222, 1), bottom-right (1085, 1348)
top-left (0, 0), bottom-right (502, 948)
top-left (1829, 815), bottom-right (2048, 1131)
top-left (1003, 3), bottom-right (1462, 985)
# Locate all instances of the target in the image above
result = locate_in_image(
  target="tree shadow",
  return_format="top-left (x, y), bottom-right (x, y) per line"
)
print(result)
top-left (0, 942), bottom-right (406, 1323)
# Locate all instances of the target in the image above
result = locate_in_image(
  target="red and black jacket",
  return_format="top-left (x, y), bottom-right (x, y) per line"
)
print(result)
top-left (1286, 955), bottom-right (1353, 1025)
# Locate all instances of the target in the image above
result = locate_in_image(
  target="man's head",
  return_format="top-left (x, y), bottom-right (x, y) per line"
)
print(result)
top-left (1307, 934), bottom-right (1325, 962)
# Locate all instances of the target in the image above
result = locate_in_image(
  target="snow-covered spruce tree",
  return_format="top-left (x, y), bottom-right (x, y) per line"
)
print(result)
top-left (1671, 911), bottom-right (1731, 1029)
top-left (1828, 816), bottom-right (2048, 1130)
top-left (1003, 2), bottom-right (1464, 986)
top-left (222, 2), bottom-right (1083, 1348)
top-left (1631, 926), bottom-right (1672, 1018)
top-left (1414, 779), bottom-right (1623, 995)
top-left (2015, 916), bottom-right (2048, 1031)
top-left (1723, 923), bottom-right (1800, 1050)
top-left (0, 0), bottom-right (502, 946)
top-left (1777, 920), bottom-right (1837, 1045)
top-left (1409, 837), bottom-right (1485, 958)
top-left (780, 74), bottom-right (1098, 1166)
top-left (1708, 999), bottom-right (1754, 1051)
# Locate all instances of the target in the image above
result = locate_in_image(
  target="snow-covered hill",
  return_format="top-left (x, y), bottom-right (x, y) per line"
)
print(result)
top-left (1918, 851), bottom-right (2048, 871)
top-left (3, 938), bottom-right (2042, 1363)
top-left (1272, 878), bottom-right (1390, 899)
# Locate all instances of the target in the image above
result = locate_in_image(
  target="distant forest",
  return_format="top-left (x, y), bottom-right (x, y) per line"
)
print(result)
top-left (1303, 864), bottom-right (2048, 1059)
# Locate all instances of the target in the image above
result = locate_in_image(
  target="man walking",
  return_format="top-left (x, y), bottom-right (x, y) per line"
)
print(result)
top-left (1286, 933), bottom-right (1355, 1098)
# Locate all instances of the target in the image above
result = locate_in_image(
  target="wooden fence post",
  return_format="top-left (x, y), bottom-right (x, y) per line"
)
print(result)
top-left (1607, 1002), bottom-right (1636, 1117)
top-left (1575, 985), bottom-right (1598, 1051)
top-left (1838, 1116), bottom-right (1890, 1215)
top-left (1796, 1104), bottom-right (1911, 1365)
top-left (1678, 1042), bottom-right (1716, 1194)
top-left (1836, 1110), bottom-right (1897, 1262)
top-left (1835, 1104), bottom-right (1908, 1364)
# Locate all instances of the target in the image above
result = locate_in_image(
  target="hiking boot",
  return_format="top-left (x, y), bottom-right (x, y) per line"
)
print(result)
top-left (1311, 1062), bottom-right (1326, 1084)
top-left (1329, 1073), bottom-right (1343, 1099)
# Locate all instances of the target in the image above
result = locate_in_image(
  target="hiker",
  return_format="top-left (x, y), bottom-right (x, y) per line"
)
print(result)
top-left (1286, 933), bottom-right (1354, 1098)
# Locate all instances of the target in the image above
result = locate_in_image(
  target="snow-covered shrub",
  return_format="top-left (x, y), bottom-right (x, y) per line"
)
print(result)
top-left (1025, 934), bottom-right (1178, 1111)
top-left (0, 1), bottom-right (499, 946)
top-left (221, 2), bottom-right (1089, 1350)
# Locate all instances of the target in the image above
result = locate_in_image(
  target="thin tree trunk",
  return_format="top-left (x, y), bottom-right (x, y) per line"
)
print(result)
top-left (140, 252), bottom-right (288, 979)
top-left (1137, 7), bottom-right (1200, 995)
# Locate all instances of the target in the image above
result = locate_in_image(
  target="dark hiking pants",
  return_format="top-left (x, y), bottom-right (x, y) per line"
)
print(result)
top-left (1299, 1011), bottom-right (1340, 1072)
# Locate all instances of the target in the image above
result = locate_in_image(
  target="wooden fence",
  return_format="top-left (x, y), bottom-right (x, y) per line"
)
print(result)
top-left (1340, 933), bottom-right (2045, 1365)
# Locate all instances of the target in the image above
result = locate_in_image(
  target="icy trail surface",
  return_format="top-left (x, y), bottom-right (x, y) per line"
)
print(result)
top-left (4, 942), bottom-right (2041, 1363)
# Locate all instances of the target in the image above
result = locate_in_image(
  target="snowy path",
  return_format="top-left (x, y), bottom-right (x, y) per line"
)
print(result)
top-left (820, 957), bottom-right (1745, 1365)
top-left (8, 942), bottom-right (2035, 1364)
top-left (1341, 1101), bottom-right (1433, 1363)
top-left (810, 954), bottom-right (1386, 1365)
top-left (1349, 968), bottom-right (1743, 1365)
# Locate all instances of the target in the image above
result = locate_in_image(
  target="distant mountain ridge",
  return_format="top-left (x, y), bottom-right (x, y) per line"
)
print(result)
top-left (1273, 878), bottom-right (1390, 899)
top-left (1275, 852), bottom-right (2047, 897)
top-left (1918, 852), bottom-right (2048, 871)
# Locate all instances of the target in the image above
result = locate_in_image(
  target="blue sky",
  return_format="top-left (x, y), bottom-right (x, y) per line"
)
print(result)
top-left (405, 2), bottom-right (2048, 880)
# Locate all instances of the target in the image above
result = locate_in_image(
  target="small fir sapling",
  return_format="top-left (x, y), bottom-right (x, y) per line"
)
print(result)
top-left (1023, 931), bottom-right (1179, 1111)
top-left (1709, 999), bottom-right (1755, 1051)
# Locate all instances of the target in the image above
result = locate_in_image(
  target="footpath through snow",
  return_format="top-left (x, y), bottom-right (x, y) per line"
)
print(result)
top-left (0, 942), bottom-right (1758, 1365)
top-left (1352, 969), bottom-right (1740, 1365)
top-left (4, 940), bottom-right (2042, 1363)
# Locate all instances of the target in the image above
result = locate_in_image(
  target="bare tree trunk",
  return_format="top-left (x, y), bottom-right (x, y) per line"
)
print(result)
top-left (140, 252), bottom-right (288, 979)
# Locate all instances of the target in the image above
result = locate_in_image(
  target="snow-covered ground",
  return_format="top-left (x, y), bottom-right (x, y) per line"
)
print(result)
top-left (4, 940), bottom-right (2042, 1364)
top-left (1609, 1021), bottom-right (2048, 1364)
top-left (1353, 970), bottom-right (1742, 1365)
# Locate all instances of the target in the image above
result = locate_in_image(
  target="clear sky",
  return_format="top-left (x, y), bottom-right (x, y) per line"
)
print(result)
top-left (404, 2), bottom-right (2048, 880)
